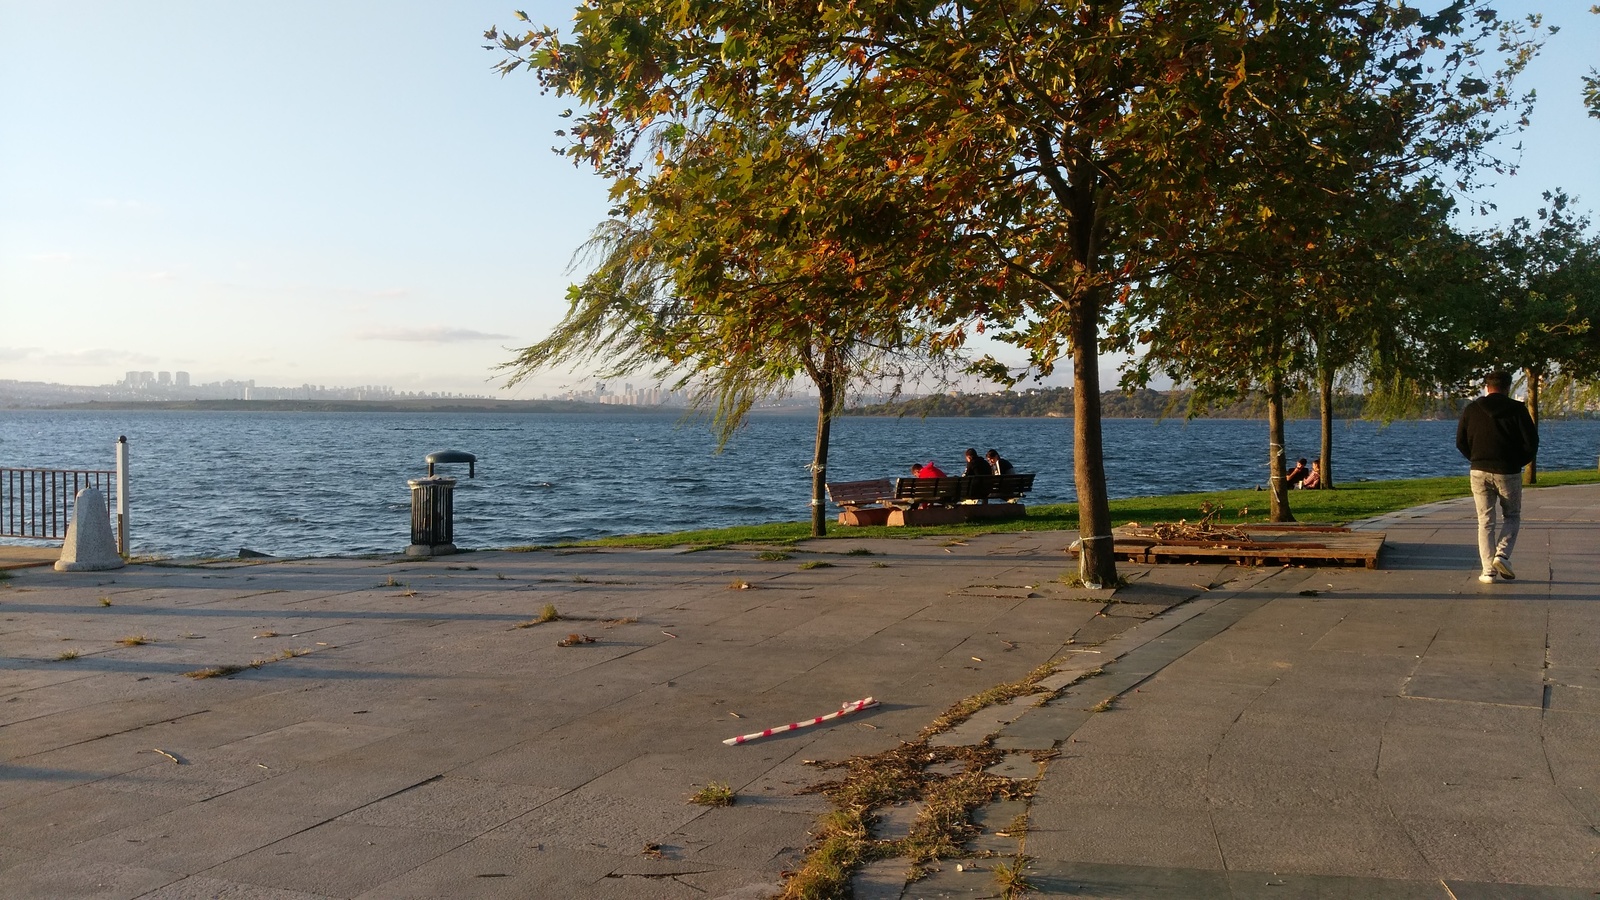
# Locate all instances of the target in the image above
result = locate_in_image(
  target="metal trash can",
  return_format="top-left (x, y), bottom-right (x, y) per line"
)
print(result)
top-left (405, 450), bottom-right (477, 557)
top-left (407, 476), bottom-right (457, 556)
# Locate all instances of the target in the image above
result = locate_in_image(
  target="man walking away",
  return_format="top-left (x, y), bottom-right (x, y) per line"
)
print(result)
top-left (1456, 371), bottom-right (1539, 584)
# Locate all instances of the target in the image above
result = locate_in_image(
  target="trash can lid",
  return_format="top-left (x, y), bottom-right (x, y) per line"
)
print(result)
top-left (425, 449), bottom-right (477, 478)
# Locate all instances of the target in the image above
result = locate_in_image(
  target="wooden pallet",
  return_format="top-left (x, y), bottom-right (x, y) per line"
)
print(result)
top-left (1071, 524), bottom-right (1385, 568)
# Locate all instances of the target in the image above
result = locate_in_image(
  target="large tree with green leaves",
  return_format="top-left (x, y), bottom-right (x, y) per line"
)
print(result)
top-left (1105, 0), bottom-right (1537, 511)
top-left (500, 128), bottom-right (970, 536)
top-left (495, 1), bottom-right (1537, 585)
top-left (1467, 190), bottom-right (1600, 483)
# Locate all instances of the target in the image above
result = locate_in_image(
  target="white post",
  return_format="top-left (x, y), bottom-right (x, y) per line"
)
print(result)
top-left (116, 435), bottom-right (129, 557)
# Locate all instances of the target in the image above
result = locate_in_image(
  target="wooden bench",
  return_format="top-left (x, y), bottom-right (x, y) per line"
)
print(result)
top-left (885, 474), bottom-right (1037, 526)
top-left (825, 478), bottom-right (895, 526)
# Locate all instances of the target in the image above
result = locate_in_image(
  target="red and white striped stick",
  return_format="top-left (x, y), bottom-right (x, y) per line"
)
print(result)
top-left (723, 697), bottom-right (879, 746)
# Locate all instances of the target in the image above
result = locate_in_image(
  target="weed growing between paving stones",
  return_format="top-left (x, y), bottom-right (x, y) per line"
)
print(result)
top-left (800, 560), bottom-right (834, 570)
top-left (756, 550), bottom-right (792, 561)
top-left (728, 579), bottom-right (754, 590)
top-left (1059, 572), bottom-right (1131, 590)
top-left (782, 744), bottom-right (1020, 897)
top-left (185, 647), bottom-right (312, 679)
top-left (846, 548), bottom-right (876, 556)
top-left (377, 576), bottom-right (404, 588)
top-left (98, 596), bottom-right (112, 606)
top-left (993, 855), bottom-right (1035, 897)
top-left (515, 605), bottom-right (561, 628)
top-left (779, 662), bottom-right (1063, 898)
top-left (689, 782), bottom-right (736, 807)
top-left (926, 661), bottom-right (1058, 735)
top-left (53, 649), bottom-right (79, 661)
top-left (116, 635), bottom-right (151, 646)
top-left (185, 664), bottom-right (249, 679)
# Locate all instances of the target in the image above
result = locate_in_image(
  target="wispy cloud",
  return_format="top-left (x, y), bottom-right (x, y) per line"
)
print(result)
top-left (28, 252), bottom-right (74, 263)
top-left (0, 346), bottom-right (159, 367)
top-left (351, 326), bottom-right (512, 343)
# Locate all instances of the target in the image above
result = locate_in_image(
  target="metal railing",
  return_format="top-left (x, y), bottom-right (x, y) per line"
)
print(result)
top-left (0, 467), bottom-right (118, 544)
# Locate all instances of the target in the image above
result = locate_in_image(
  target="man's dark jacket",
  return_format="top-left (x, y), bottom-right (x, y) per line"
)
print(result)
top-left (1456, 393), bottom-right (1539, 475)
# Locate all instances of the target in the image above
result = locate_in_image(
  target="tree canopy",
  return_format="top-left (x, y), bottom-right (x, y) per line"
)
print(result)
top-left (493, 0), bottom-right (1540, 584)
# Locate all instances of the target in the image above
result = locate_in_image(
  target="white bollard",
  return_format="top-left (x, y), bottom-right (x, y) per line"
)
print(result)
top-left (55, 487), bottom-right (126, 572)
top-left (116, 435), bottom-right (129, 557)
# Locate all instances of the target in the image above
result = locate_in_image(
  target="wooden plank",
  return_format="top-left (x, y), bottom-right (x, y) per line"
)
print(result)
top-left (888, 506), bottom-right (967, 527)
top-left (838, 507), bottom-right (892, 527)
top-left (1080, 525), bottom-right (1384, 569)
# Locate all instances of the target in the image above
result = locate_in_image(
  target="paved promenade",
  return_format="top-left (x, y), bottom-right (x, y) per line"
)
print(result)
top-left (1, 484), bottom-right (1597, 899)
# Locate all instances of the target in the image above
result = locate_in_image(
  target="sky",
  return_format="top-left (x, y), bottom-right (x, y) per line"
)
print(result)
top-left (2, 2), bottom-right (1597, 398)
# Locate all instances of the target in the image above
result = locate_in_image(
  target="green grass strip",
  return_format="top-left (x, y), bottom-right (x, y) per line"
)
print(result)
top-left (519, 469), bottom-right (1600, 550)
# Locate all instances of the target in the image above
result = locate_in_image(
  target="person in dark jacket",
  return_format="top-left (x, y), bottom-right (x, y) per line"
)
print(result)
top-left (985, 449), bottom-right (1015, 475)
top-left (1456, 371), bottom-right (1539, 584)
top-left (1286, 458), bottom-right (1310, 487)
top-left (962, 448), bottom-right (990, 477)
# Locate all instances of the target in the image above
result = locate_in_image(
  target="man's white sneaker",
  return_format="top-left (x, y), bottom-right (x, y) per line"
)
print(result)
top-left (1478, 574), bottom-right (1497, 584)
top-left (1492, 558), bottom-right (1515, 580)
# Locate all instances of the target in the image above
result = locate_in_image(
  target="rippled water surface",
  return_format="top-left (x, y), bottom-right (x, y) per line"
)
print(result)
top-left (3, 410), bottom-right (1596, 558)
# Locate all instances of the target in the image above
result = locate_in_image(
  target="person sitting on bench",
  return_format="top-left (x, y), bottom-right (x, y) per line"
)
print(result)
top-left (985, 449), bottom-right (1015, 475)
top-left (962, 448), bottom-right (990, 476)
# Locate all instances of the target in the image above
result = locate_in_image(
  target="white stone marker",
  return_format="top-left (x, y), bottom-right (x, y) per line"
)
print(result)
top-left (55, 487), bottom-right (126, 572)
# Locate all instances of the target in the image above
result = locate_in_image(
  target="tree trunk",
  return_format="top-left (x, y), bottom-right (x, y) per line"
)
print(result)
top-left (1267, 374), bottom-right (1295, 522)
top-left (1072, 292), bottom-right (1117, 587)
top-left (810, 378), bottom-right (836, 538)
top-left (1523, 366), bottom-right (1540, 486)
top-left (1318, 362), bottom-right (1334, 490)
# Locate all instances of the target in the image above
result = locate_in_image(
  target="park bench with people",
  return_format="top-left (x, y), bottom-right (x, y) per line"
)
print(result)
top-left (825, 473), bottom-right (1035, 527)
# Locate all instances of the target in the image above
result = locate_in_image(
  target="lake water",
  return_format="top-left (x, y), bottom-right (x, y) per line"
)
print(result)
top-left (3, 410), bottom-right (1597, 558)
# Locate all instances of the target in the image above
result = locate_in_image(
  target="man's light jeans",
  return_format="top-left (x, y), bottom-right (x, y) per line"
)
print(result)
top-left (1470, 469), bottom-right (1522, 576)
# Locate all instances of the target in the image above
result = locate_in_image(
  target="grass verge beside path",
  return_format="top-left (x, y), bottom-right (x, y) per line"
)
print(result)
top-left (538, 469), bottom-right (1600, 551)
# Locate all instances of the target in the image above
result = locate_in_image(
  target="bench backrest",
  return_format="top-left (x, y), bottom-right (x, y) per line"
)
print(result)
top-left (963, 473), bottom-right (1036, 501)
top-left (893, 474), bottom-right (1036, 505)
top-left (826, 478), bottom-right (895, 507)
top-left (892, 476), bottom-right (966, 505)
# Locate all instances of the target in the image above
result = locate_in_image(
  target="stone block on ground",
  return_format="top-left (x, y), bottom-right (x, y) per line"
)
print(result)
top-left (54, 486), bottom-right (124, 571)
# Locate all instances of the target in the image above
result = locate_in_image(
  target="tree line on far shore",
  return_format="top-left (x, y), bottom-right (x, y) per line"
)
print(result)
top-left (849, 387), bottom-right (1597, 421)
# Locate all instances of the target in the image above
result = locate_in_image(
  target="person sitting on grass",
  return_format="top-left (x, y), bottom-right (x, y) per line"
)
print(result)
top-left (1286, 458), bottom-right (1309, 487)
top-left (1300, 459), bottom-right (1322, 490)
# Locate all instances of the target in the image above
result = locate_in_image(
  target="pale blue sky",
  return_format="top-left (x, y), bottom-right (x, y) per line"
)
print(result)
top-left (2, 2), bottom-right (1595, 396)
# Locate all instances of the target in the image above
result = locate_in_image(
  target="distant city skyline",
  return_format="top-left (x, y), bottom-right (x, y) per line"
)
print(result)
top-left (2, 2), bottom-right (1596, 397)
